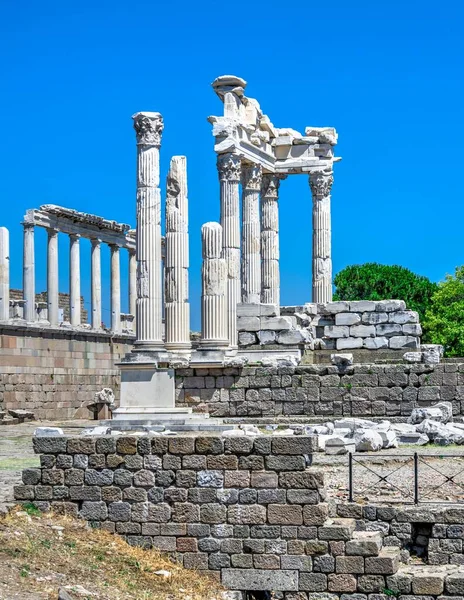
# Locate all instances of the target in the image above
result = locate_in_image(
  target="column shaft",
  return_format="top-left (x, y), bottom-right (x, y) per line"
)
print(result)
top-left (69, 234), bottom-right (81, 326)
top-left (23, 223), bottom-right (35, 321)
top-left (47, 229), bottom-right (59, 326)
top-left (261, 174), bottom-right (284, 307)
top-left (309, 169), bottom-right (334, 304)
top-left (0, 227), bottom-right (9, 321)
top-left (218, 153), bottom-right (241, 347)
top-left (241, 163), bottom-right (262, 304)
top-left (133, 112), bottom-right (164, 349)
top-left (91, 239), bottom-right (102, 329)
top-left (165, 156), bottom-right (191, 351)
top-left (200, 222), bottom-right (228, 346)
top-left (110, 244), bottom-right (121, 333)
top-left (128, 250), bottom-right (136, 318)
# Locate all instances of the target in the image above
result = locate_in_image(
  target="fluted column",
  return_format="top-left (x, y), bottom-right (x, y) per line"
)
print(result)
top-left (47, 228), bottom-right (59, 326)
top-left (110, 244), bottom-right (121, 333)
top-left (91, 238), bottom-right (102, 329)
top-left (261, 174), bottom-right (284, 307)
top-left (0, 227), bottom-right (9, 321)
top-left (165, 156), bottom-right (191, 352)
top-left (132, 112), bottom-right (164, 349)
top-left (128, 249), bottom-right (136, 318)
top-left (200, 222), bottom-right (228, 347)
top-left (23, 222), bottom-right (35, 322)
top-left (217, 152), bottom-right (241, 347)
top-left (309, 169), bottom-right (334, 303)
top-left (69, 233), bottom-right (81, 326)
top-left (241, 163), bottom-right (262, 304)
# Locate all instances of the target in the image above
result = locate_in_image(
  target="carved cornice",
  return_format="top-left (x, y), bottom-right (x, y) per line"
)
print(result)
top-left (132, 112), bottom-right (164, 147)
top-left (217, 153), bottom-right (241, 183)
top-left (261, 173), bottom-right (286, 200)
top-left (309, 169), bottom-right (334, 199)
top-left (241, 163), bottom-right (262, 191)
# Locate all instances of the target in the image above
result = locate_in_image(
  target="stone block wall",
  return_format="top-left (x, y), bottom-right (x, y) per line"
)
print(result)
top-left (337, 503), bottom-right (464, 566)
top-left (10, 289), bottom-right (88, 323)
top-left (0, 324), bottom-right (134, 419)
top-left (237, 300), bottom-right (421, 351)
top-left (16, 434), bottom-right (464, 597)
top-left (175, 362), bottom-right (464, 419)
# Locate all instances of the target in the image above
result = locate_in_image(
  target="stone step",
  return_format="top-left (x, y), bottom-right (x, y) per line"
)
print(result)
top-left (365, 546), bottom-right (400, 575)
top-left (345, 530), bottom-right (383, 557)
top-left (388, 564), bottom-right (464, 596)
top-left (318, 518), bottom-right (356, 541)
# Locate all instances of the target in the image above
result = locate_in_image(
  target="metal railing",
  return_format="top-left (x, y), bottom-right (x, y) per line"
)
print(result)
top-left (348, 452), bottom-right (464, 504)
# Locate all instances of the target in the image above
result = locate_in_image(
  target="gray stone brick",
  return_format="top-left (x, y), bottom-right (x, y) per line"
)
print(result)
top-left (79, 501), bottom-right (107, 520)
top-left (336, 556), bottom-right (365, 574)
top-left (123, 487), bottom-right (148, 502)
top-left (314, 554), bottom-right (335, 573)
top-left (33, 437), bottom-right (67, 454)
top-left (108, 502), bottom-right (131, 522)
top-left (197, 470), bottom-right (224, 488)
top-left (84, 469), bottom-right (113, 486)
top-left (228, 504), bottom-right (266, 525)
top-left (222, 569), bottom-right (298, 591)
top-left (266, 455), bottom-right (306, 471)
top-left (299, 573), bottom-right (328, 592)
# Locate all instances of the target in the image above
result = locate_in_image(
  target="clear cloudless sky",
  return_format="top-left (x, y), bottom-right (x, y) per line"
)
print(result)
top-left (1, 0), bottom-right (463, 329)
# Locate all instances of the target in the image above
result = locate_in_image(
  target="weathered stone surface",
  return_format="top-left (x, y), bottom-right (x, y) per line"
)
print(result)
top-left (222, 569), bottom-right (298, 591)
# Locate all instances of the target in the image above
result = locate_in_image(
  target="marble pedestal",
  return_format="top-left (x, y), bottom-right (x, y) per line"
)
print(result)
top-left (113, 360), bottom-right (191, 421)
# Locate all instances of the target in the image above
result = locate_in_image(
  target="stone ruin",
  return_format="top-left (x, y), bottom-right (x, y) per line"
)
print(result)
top-left (6, 74), bottom-right (464, 600)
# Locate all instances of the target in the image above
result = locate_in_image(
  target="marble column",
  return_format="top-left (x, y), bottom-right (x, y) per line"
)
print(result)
top-left (69, 234), bottom-right (81, 326)
top-left (110, 244), bottom-right (121, 333)
top-left (0, 227), bottom-right (9, 321)
top-left (91, 239), bottom-right (102, 329)
top-left (128, 249), bottom-right (136, 318)
top-left (47, 228), bottom-right (59, 327)
top-left (132, 112), bottom-right (164, 350)
top-left (165, 156), bottom-right (191, 352)
top-left (23, 222), bottom-right (35, 322)
top-left (309, 169), bottom-right (334, 304)
top-left (200, 222), bottom-right (228, 347)
top-left (241, 163), bottom-right (262, 304)
top-left (217, 152), bottom-right (241, 347)
top-left (261, 174), bottom-right (284, 307)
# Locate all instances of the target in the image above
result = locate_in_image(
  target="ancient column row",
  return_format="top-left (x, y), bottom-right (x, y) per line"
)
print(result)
top-left (0, 227), bottom-right (9, 321)
top-left (19, 223), bottom-right (135, 331)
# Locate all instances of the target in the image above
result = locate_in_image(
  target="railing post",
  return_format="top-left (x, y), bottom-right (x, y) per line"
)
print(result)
top-left (348, 452), bottom-right (353, 503)
top-left (414, 452), bottom-right (419, 504)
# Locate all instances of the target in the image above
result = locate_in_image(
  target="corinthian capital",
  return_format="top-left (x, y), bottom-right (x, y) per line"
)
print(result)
top-left (261, 173), bottom-right (286, 199)
top-left (217, 153), bottom-right (241, 183)
top-left (132, 112), bottom-right (164, 146)
top-left (309, 169), bottom-right (334, 199)
top-left (241, 163), bottom-right (263, 191)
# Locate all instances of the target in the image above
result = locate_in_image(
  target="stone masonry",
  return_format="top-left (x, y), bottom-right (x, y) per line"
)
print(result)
top-left (175, 361), bottom-right (464, 419)
top-left (15, 433), bottom-right (464, 598)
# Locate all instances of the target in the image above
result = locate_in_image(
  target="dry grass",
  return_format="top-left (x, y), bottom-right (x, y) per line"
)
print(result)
top-left (0, 505), bottom-right (225, 600)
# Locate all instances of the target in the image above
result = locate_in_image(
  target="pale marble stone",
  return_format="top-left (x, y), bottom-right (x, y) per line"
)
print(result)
top-left (69, 234), bottom-right (81, 326)
top-left (133, 111), bottom-right (164, 350)
top-left (165, 156), bottom-right (191, 353)
top-left (0, 227), bottom-right (9, 321)
top-left (261, 174), bottom-right (284, 306)
top-left (22, 222), bottom-right (35, 322)
top-left (309, 169), bottom-right (333, 304)
top-left (110, 244), bottom-right (121, 333)
top-left (241, 162), bottom-right (262, 304)
top-left (335, 313), bottom-right (361, 326)
top-left (91, 239), bottom-right (102, 329)
top-left (46, 228), bottom-right (59, 327)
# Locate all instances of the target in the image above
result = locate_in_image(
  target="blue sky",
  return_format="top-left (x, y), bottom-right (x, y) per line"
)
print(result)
top-left (1, 0), bottom-right (463, 329)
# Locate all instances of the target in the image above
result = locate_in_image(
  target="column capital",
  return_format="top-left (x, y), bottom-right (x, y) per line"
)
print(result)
top-left (217, 153), bottom-right (241, 183)
top-left (22, 221), bottom-right (35, 230)
top-left (241, 162), bottom-right (263, 191)
top-left (46, 227), bottom-right (59, 237)
top-left (109, 242), bottom-right (122, 250)
top-left (261, 173), bottom-right (286, 199)
top-left (90, 237), bottom-right (102, 247)
top-left (70, 233), bottom-right (81, 241)
top-left (309, 169), bottom-right (334, 200)
top-left (132, 112), bottom-right (164, 147)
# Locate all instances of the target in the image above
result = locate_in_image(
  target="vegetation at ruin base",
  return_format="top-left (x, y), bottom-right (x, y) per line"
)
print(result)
top-left (0, 506), bottom-right (223, 600)
top-left (333, 263), bottom-right (438, 323)
top-left (422, 266), bottom-right (464, 357)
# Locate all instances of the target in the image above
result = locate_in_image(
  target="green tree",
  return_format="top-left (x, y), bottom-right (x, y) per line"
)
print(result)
top-left (422, 266), bottom-right (464, 357)
top-left (333, 263), bottom-right (437, 322)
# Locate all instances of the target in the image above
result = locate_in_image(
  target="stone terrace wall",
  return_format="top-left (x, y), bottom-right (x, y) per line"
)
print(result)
top-left (16, 434), bottom-right (464, 598)
top-left (337, 502), bottom-right (464, 566)
top-left (238, 300), bottom-right (421, 351)
top-left (0, 324), bottom-right (134, 419)
top-left (175, 362), bottom-right (464, 419)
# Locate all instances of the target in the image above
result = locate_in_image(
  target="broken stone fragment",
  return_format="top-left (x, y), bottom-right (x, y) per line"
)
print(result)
top-left (330, 353), bottom-right (353, 366)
